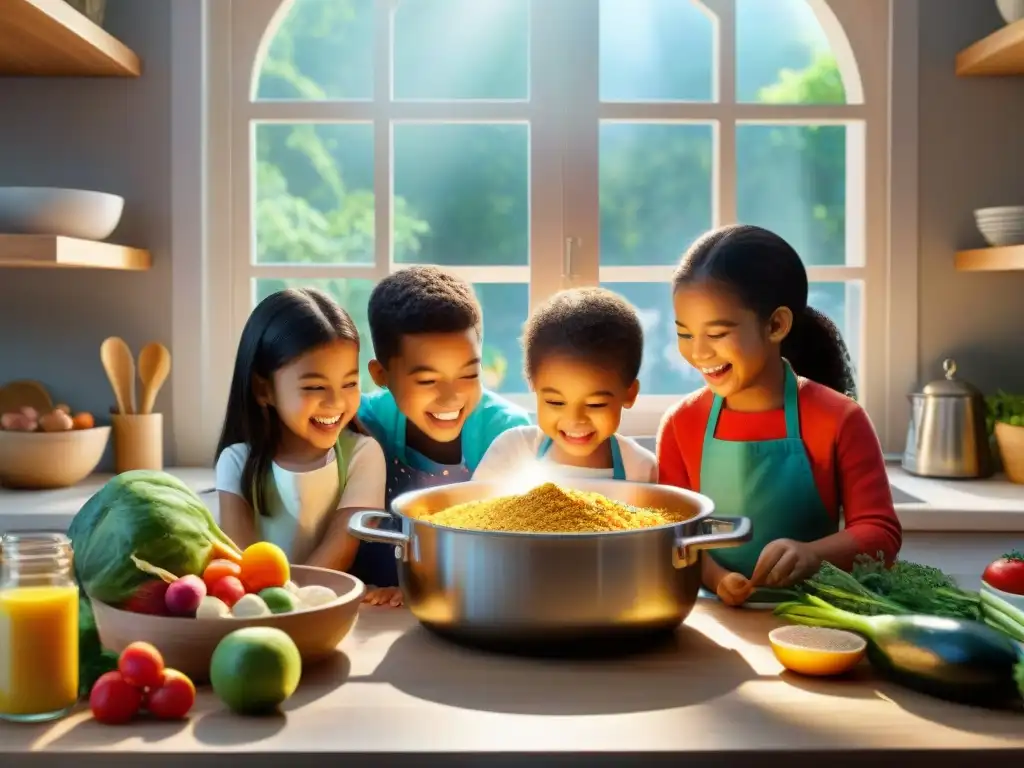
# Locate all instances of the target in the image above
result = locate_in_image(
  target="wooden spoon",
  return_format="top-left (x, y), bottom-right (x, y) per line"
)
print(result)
top-left (137, 342), bottom-right (171, 415)
top-left (100, 337), bottom-right (136, 415)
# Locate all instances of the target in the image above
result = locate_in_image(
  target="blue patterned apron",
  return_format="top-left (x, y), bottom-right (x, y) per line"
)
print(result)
top-left (536, 436), bottom-right (627, 480)
top-left (349, 448), bottom-right (471, 588)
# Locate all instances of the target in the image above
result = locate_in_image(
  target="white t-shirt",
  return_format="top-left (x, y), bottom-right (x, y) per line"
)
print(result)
top-left (472, 425), bottom-right (658, 484)
top-left (215, 434), bottom-right (386, 564)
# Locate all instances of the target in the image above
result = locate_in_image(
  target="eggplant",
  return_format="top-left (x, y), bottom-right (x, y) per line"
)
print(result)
top-left (775, 595), bottom-right (1024, 708)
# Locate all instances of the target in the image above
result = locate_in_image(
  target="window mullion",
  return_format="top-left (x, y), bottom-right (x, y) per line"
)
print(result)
top-left (526, 0), bottom-right (568, 312)
top-left (374, 0), bottom-right (393, 281)
top-left (559, 0), bottom-right (600, 291)
top-left (704, 0), bottom-right (737, 226)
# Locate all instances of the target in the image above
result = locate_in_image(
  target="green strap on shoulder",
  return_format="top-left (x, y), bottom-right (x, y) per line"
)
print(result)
top-left (334, 428), bottom-right (359, 494)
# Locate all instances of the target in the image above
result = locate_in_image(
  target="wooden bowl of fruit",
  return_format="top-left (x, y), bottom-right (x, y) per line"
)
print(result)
top-left (0, 405), bottom-right (107, 489)
top-left (91, 543), bottom-right (366, 683)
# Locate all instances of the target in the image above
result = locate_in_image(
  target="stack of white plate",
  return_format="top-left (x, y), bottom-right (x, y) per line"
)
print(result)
top-left (974, 206), bottom-right (1024, 247)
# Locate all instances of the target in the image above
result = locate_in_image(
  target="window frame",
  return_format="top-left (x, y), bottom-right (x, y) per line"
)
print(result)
top-left (171, 0), bottom-right (919, 466)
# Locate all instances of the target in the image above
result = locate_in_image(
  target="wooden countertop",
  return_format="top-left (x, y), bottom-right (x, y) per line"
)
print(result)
top-left (2, 601), bottom-right (1023, 766)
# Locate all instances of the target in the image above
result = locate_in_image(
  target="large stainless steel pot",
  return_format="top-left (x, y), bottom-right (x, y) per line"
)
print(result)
top-left (348, 480), bottom-right (751, 647)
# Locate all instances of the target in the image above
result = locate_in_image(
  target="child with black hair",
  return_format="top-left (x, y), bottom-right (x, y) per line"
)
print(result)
top-left (474, 288), bottom-right (657, 483)
top-left (658, 224), bottom-right (902, 607)
top-left (355, 266), bottom-right (531, 601)
top-left (214, 288), bottom-right (386, 576)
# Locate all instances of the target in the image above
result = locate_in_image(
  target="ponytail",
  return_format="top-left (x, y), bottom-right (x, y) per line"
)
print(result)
top-left (782, 306), bottom-right (857, 399)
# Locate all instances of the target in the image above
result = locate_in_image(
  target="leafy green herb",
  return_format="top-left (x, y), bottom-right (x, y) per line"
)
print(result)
top-left (986, 391), bottom-right (1024, 432)
top-left (849, 553), bottom-right (982, 620)
top-left (78, 594), bottom-right (118, 696)
top-left (795, 555), bottom-right (983, 621)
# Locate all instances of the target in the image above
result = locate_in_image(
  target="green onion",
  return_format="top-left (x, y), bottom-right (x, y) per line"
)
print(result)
top-left (980, 589), bottom-right (1024, 643)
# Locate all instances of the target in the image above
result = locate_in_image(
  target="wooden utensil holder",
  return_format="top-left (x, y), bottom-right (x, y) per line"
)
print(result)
top-left (112, 413), bottom-right (163, 473)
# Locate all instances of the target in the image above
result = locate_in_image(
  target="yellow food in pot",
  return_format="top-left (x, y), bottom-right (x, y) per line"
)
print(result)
top-left (768, 625), bottom-right (867, 676)
top-left (418, 482), bottom-right (690, 533)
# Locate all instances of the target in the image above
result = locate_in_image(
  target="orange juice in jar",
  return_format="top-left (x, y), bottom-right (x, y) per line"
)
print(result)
top-left (0, 532), bottom-right (79, 722)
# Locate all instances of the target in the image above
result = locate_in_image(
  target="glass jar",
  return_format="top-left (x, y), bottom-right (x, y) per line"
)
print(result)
top-left (0, 532), bottom-right (79, 722)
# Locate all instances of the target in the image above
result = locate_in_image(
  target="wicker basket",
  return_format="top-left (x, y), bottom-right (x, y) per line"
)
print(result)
top-left (994, 422), bottom-right (1024, 484)
top-left (63, 0), bottom-right (106, 27)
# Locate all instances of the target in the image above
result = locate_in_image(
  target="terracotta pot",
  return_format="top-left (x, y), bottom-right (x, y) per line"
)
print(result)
top-left (994, 421), bottom-right (1024, 484)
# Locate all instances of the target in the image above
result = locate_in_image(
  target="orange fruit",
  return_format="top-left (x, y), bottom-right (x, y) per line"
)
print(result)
top-left (239, 542), bottom-right (290, 593)
top-left (203, 558), bottom-right (242, 591)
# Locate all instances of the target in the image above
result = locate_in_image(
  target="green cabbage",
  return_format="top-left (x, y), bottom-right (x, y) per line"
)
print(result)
top-left (68, 470), bottom-right (241, 606)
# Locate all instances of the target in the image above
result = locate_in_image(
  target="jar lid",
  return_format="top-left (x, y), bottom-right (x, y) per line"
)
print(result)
top-left (920, 358), bottom-right (982, 397)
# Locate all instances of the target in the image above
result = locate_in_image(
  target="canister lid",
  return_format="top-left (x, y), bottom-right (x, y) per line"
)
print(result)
top-left (920, 358), bottom-right (982, 397)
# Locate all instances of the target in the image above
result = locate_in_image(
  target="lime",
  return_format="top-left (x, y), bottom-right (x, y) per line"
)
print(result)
top-left (209, 627), bottom-right (302, 715)
top-left (259, 587), bottom-right (297, 615)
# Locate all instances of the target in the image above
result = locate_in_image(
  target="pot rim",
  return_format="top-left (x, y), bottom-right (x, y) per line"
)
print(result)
top-left (385, 479), bottom-right (718, 540)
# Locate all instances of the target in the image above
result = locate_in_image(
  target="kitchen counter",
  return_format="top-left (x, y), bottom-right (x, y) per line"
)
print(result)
top-left (1, 464), bottom-right (1022, 534)
top-left (2, 601), bottom-right (1022, 767)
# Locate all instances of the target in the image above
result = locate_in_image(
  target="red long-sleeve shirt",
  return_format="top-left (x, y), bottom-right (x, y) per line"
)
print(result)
top-left (657, 379), bottom-right (903, 564)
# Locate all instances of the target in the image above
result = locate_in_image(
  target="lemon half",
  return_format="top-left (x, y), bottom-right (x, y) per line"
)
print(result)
top-left (768, 625), bottom-right (867, 676)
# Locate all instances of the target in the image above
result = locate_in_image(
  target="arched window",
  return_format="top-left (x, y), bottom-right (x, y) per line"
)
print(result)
top-left (207, 0), bottom-right (892, 441)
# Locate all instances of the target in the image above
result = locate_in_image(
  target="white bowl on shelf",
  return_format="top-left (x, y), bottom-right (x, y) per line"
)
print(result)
top-left (974, 206), bottom-right (1024, 246)
top-left (997, 0), bottom-right (1024, 24)
top-left (0, 187), bottom-right (124, 241)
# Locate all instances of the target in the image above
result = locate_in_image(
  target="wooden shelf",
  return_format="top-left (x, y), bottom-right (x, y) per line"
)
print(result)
top-left (955, 245), bottom-right (1024, 272)
top-left (0, 234), bottom-right (150, 270)
top-left (956, 18), bottom-right (1024, 76)
top-left (0, 0), bottom-right (141, 77)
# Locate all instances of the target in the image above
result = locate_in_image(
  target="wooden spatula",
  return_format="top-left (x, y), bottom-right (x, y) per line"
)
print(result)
top-left (100, 337), bottom-right (136, 415)
top-left (137, 342), bottom-right (172, 415)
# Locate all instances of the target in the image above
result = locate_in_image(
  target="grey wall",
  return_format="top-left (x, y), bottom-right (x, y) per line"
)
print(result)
top-left (0, 0), bottom-right (173, 470)
top-left (917, 0), bottom-right (1024, 393)
top-left (0, 0), bottom-right (1022, 474)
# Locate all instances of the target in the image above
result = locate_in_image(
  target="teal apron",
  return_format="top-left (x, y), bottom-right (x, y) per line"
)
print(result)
top-left (536, 435), bottom-right (626, 479)
top-left (699, 363), bottom-right (837, 580)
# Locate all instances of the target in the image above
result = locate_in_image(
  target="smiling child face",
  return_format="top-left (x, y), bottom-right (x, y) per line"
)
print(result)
top-left (257, 339), bottom-right (362, 453)
top-left (532, 355), bottom-right (638, 464)
top-left (372, 329), bottom-right (484, 444)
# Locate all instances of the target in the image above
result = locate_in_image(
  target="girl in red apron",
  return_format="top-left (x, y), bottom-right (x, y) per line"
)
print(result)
top-left (657, 225), bottom-right (902, 607)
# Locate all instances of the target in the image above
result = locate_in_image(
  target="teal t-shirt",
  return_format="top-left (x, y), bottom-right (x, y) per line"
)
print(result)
top-left (357, 388), bottom-right (531, 471)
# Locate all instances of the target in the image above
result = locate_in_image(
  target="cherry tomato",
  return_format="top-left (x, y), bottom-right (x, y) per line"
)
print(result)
top-left (209, 575), bottom-right (246, 607)
top-left (90, 671), bottom-right (143, 725)
top-left (118, 641), bottom-right (165, 689)
top-left (203, 558), bottom-right (242, 591)
top-left (983, 553), bottom-right (1024, 595)
top-left (145, 669), bottom-right (196, 720)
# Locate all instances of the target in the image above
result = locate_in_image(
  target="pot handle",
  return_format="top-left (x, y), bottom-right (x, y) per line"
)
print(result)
top-left (673, 516), bottom-right (752, 569)
top-left (347, 510), bottom-right (411, 548)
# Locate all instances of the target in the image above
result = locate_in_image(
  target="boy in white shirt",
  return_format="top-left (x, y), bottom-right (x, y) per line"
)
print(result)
top-left (474, 287), bottom-right (657, 483)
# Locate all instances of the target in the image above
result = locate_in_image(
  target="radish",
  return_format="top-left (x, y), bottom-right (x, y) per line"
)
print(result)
top-left (164, 575), bottom-right (207, 617)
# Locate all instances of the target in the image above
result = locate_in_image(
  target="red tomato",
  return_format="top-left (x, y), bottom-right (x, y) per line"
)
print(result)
top-left (203, 558), bottom-right (242, 591)
top-left (118, 641), bottom-right (165, 689)
top-left (90, 671), bottom-right (143, 725)
top-left (983, 553), bottom-right (1024, 595)
top-left (145, 669), bottom-right (196, 720)
top-left (209, 575), bottom-right (246, 607)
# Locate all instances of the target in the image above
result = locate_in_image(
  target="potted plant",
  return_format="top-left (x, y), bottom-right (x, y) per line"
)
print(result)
top-left (986, 392), bottom-right (1024, 484)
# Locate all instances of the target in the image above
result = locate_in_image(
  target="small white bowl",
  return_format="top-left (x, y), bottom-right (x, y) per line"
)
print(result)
top-left (0, 187), bottom-right (124, 241)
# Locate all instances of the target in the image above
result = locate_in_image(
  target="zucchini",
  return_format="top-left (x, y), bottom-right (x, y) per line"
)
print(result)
top-left (775, 595), bottom-right (1024, 708)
